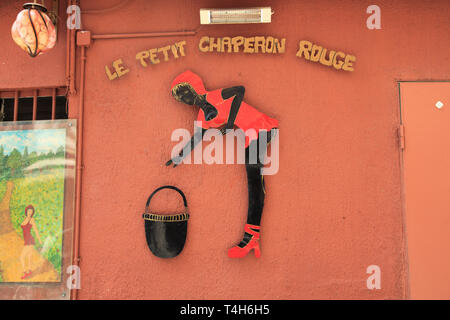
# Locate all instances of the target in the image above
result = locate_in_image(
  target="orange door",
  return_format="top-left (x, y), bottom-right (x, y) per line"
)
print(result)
top-left (400, 82), bottom-right (450, 299)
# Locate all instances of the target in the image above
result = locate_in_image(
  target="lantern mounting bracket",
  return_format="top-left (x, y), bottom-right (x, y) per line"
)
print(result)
top-left (23, 3), bottom-right (47, 12)
top-left (23, 1), bottom-right (58, 27)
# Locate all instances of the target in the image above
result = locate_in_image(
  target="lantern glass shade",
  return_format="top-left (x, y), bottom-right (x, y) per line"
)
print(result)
top-left (11, 3), bottom-right (56, 57)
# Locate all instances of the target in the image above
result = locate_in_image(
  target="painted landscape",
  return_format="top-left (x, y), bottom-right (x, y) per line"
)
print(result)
top-left (0, 128), bottom-right (66, 283)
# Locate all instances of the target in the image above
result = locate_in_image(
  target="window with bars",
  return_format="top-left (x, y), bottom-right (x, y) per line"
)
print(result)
top-left (0, 87), bottom-right (68, 122)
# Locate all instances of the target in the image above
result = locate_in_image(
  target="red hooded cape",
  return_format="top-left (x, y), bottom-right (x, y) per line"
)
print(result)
top-left (171, 70), bottom-right (278, 147)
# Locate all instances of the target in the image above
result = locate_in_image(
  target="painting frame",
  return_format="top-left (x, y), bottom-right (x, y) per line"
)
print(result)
top-left (0, 119), bottom-right (76, 300)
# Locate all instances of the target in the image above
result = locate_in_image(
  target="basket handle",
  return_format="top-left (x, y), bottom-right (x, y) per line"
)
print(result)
top-left (145, 185), bottom-right (188, 213)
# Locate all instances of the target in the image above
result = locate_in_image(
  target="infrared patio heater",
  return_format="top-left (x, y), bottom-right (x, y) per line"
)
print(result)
top-left (200, 7), bottom-right (273, 24)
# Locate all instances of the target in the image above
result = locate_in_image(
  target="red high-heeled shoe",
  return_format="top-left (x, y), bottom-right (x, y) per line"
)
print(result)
top-left (228, 224), bottom-right (261, 258)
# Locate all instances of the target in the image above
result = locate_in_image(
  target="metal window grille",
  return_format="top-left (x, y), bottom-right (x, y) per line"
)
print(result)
top-left (0, 87), bottom-right (68, 122)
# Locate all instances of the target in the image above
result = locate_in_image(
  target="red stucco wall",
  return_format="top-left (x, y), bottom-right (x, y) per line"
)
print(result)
top-left (2, 0), bottom-right (449, 299)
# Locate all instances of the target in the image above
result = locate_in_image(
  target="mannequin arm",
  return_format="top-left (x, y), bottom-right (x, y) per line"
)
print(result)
top-left (166, 127), bottom-right (207, 167)
top-left (221, 86), bottom-right (245, 133)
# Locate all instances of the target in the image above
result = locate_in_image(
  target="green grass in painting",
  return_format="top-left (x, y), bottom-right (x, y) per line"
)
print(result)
top-left (0, 182), bottom-right (6, 205)
top-left (1, 169), bottom-right (65, 277)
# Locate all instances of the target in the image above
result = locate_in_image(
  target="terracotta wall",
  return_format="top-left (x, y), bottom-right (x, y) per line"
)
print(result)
top-left (1, 0), bottom-right (449, 299)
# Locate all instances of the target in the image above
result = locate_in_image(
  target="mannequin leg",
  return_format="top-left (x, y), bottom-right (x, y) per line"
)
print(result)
top-left (244, 161), bottom-right (265, 226)
top-left (228, 132), bottom-right (272, 258)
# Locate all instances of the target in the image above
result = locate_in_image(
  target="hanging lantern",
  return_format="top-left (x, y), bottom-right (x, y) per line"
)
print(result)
top-left (11, 2), bottom-right (57, 57)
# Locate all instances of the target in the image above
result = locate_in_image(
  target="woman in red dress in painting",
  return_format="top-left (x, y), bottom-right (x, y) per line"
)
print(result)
top-left (20, 205), bottom-right (42, 279)
top-left (167, 70), bottom-right (278, 258)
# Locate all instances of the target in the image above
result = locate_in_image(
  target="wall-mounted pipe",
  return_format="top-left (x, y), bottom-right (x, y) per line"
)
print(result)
top-left (69, 27), bottom-right (76, 95)
top-left (81, 0), bottom-right (133, 15)
top-left (65, 0), bottom-right (77, 96)
top-left (65, 6), bottom-right (71, 89)
top-left (72, 44), bottom-right (86, 301)
top-left (91, 30), bottom-right (197, 40)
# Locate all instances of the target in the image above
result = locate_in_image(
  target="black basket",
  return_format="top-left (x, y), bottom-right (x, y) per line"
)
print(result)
top-left (142, 186), bottom-right (189, 258)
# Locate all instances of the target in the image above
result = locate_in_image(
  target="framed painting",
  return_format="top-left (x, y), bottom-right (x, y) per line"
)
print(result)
top-left (0, 120), bottom-right (76, 300)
